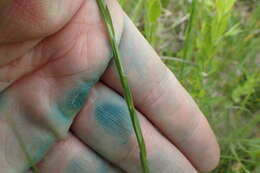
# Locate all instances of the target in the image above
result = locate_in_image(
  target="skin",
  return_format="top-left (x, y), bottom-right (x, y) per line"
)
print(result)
top-left (58, 81), bottom-right (96, 118)
top-left (35, 135), bottom-right (123, 173)
top-left (0, 0), bottom-right (220, 173)
top-left (72, 83), bottom-right (198, 173)
top-left (95, 97), bottom-right (133, 144)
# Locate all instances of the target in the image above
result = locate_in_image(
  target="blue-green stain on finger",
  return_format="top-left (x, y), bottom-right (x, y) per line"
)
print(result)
top-left (98, 164), bottom-right (108, 173)
top-left (95, 100), bottom-right (133, 144)
top-left (59, 81), bottom-right (95, 119)
top-left (66, 156), bottom-right (122, 173)
top-left (64, 82), bottom-right (94, 110)
top-left (26, 135), bottom-right (55, 166)
top-left (66, 159), bottom-right (87, 173)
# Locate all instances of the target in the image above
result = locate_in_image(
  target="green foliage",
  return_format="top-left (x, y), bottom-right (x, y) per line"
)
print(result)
top-left (232, 73), bottom-right (259, 104)
top-left (122, 0), bottom-right (260, 172)
top-left (144, 0), bottom-right (162, 45)
top-left (147, 0), bottom-right (161, 23)
top-left (119, 0), bottom-right (162, 46)
top-left (161, 0), bottom-right (170, 8)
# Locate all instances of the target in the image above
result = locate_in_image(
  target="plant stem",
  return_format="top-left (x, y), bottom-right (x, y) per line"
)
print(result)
top-left (96, 1), bottom-right (149, 172)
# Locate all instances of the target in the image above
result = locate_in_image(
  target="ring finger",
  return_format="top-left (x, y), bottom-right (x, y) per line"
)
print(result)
top-left (30, 134), bottom-right (124, 173)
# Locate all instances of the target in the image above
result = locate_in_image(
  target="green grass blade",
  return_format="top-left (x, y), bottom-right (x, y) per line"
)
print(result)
top-left (96, 0), bottom-right (150, 172)
top-left (180, 0), bottom-right (197, 78)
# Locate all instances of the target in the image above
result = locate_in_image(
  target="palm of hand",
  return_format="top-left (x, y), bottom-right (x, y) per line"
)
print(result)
top-left (1, 0), bottom-right (122, 171)
top-left (0, 1), bottom-right (219, 173)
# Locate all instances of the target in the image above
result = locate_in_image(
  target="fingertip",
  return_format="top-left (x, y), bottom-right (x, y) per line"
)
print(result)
top-left (190, 114), bottom-right (220, 173)
top-left (198, 137), bottom-right (220, 172)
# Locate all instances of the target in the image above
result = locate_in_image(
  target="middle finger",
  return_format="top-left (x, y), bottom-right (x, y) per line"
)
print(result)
top-left (71, 83), bottom-right (197, 173)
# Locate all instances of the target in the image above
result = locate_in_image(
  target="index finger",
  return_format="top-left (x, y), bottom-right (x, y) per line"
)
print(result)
top-left (102, 13), bottom-right (220, 172)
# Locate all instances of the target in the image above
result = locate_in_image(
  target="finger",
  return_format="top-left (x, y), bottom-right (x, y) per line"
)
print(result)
top-left (71, 83), bottom-right (197, 173)
top-left (101, 14), bottom-right (220, 172)
top-left (0, 1), bottom-right (124, 172)
top-left (34, 134), bottom-right (124, 173)
top-left (0, 101), bottom-right (56, 173)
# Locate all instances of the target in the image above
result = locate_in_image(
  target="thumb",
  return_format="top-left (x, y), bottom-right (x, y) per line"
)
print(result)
top-left (0, 0), bottom-right (84, 43)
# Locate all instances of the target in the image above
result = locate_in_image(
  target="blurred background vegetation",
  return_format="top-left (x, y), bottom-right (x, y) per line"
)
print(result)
top-left (119, 0), bottom-right (260, 172)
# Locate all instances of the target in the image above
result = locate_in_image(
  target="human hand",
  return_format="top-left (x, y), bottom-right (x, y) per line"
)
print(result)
top-left (0, 0), bottom-right (220, 172)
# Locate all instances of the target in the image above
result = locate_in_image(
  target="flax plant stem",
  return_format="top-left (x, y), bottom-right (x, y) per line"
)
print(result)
top-left (96, 1), bottom-right (150, 172)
